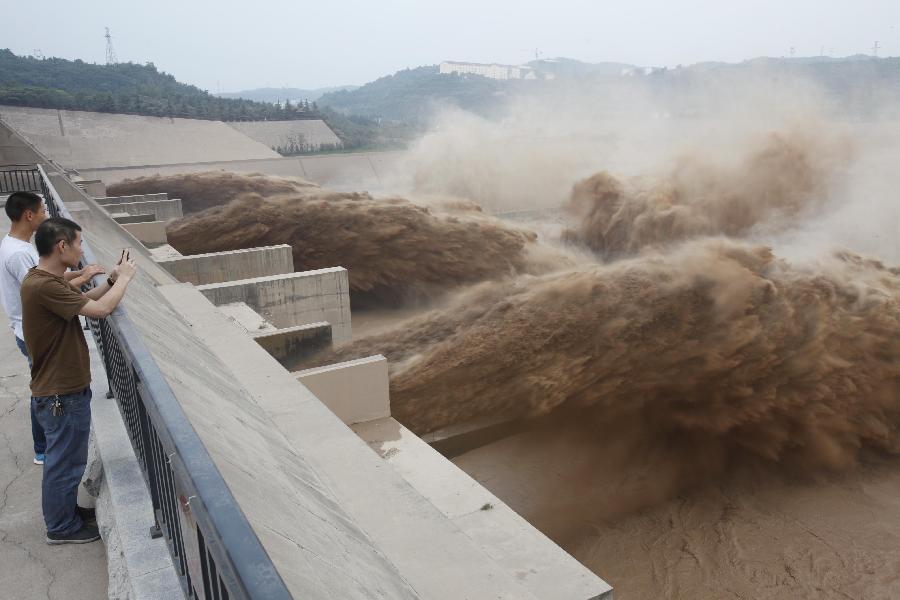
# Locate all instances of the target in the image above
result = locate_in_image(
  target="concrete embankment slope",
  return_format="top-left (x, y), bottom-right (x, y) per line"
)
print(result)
top-left (0, 106), bottom-right (280, 170)
top-left (78, 151), bottom-right (409, 190)
top-left (227, 119), bottom-right (342, 149)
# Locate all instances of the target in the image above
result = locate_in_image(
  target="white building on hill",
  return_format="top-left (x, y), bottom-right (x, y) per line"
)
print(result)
top-left (439, 61), bottom-right (544, 80)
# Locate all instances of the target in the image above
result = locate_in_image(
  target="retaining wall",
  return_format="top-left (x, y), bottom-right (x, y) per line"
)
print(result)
top-left (156, 245), bottom-right (293, 286)
top-left (196, 268), bottom-right (351, 343)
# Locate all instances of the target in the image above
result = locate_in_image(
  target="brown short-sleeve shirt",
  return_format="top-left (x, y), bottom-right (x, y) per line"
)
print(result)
top-left (20, 268), bottom-right (90, 396)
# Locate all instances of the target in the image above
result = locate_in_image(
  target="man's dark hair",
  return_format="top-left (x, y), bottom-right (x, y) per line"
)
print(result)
top-left (4, 191), bottom-right (43, 222)
top-left (35, 217), bottom-right (82, 257)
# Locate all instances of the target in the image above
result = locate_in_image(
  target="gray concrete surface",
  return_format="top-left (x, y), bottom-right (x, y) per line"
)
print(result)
top-left (102, 199), bottom-right (183, 222)
top-left (159, 282), bottom-right (549, 600)
top-left (196, 268), bottom-right (352, 343)
top-left (294, 356), bottom-right (391, 426)
top-left (73, 179), bottom-right (107, 197)
top-left (216, 301), bottom-right (276, 332)
top-left (253, 322), bottom-right (332, 370)
top-left (121, 221), bottom-right (168, 247)
top-left (77, 150), bottom-right (409, 190)
top-left (227, 120), bottom-right (342, 150)
top-left (112, 214), bottom-right (157, 225)
top-left (0, 106), bottom-right (279, 170)
top-left (156, 245), bottom-right (294, 286)
top-left (354, 417), bottom-right (614, 600)
top-left (0, 318), bottom-right (108, 599)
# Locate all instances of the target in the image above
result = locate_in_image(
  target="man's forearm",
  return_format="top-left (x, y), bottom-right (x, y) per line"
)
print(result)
top-left (84, 279), bottom-right (112, 300)
top-left (93, 276), bottom-right (132, 315)
top-left (69, 271), bottom-right (97, 288)
top-left (64, 269), bottom-right (82, 282)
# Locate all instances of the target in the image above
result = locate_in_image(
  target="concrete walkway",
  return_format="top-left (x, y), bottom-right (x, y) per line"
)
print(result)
top-left (0, 330), bottom-right (108, 599)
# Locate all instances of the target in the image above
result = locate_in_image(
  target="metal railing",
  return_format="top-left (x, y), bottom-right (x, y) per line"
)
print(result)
top-left (21, 164), bottom-right (292, 600)
top-left (0, 164), bottom-right (44, 194)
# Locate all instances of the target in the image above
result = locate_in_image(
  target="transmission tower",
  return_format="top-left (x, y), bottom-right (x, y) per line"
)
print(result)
top-left (873, 41), bottom-right (880, 57)
top-left (105, 27), bottom-right (118, 65)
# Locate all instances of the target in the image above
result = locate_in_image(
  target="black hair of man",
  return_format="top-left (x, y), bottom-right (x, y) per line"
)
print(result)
top-left (4, 191), bottom-right (43, 222)
top-left (35, 217), bottom-right (82, 257)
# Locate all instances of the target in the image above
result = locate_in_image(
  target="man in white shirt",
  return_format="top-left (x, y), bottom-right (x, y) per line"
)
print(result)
top-left (1, 191), bottom-right (102, 465)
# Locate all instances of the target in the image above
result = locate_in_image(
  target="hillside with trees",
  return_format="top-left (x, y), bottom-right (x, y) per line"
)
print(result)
top-left (0, 49), bottom-right (320, 121)
top-left (217, 85), bottom-right (357, 103)
top-left (318, 66), bottom-right (524, 122)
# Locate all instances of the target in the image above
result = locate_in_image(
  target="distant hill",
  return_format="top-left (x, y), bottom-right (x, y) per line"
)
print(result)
top-left (0, 48), bottom-right (319, 122)
top-left (318, 65), bottom-right (522, 122)
top-left (652, 55), bottom-right (900, 117)
top-left (527, 57), bottom-right (638, 78)
top-left (217, 86), bottom-right (358, 103)
top-left (318, 55), bottom-right (900, 122)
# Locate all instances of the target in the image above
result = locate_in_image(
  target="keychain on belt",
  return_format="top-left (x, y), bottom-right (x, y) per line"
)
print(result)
top-left (50, 394), bottom-right (65, 417)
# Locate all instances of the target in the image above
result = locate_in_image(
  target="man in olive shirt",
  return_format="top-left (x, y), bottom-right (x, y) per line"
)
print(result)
top-left (2, 191), bottom-right (104, 465)
top-left (21, 217), bottom-right (137, 544)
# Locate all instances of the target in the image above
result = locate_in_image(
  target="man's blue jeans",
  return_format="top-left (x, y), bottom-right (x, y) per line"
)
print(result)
top-left (15, 337), bottom-right (46, 455)
top-left (31, 388), bottom-right (92, 535)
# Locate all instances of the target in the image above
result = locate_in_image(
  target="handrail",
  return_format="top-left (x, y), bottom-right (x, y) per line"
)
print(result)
top-left (25, 164), bottom-right (292, 600)
top-left (0, 166), bottom-right (43, 194)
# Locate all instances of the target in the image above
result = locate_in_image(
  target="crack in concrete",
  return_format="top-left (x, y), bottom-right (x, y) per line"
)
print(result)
top-left (0, 429), bottom-right (25, 512)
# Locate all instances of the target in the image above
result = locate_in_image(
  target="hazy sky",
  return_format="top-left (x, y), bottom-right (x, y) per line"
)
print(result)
top-left (6, 0), bottom-right (898, 92)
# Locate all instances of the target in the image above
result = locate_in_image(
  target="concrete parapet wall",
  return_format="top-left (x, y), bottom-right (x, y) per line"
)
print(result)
top-left (156, 245), bottom-right (294, 286)
top-left (294, 355), bottom-right (390, 425)
top-left (103, 198), bottom-right (183, 221)
top-left (97, 193), bottom-right (169, 206)
top-left (122, 221), bottom-right (168, 247)
top-left (254, 322), bottom-right (332, 371)
top-left (196, 267), bottom-right (351, 343)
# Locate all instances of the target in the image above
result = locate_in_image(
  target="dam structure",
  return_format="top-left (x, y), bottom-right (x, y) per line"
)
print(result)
top-left (0, 109), bottom-right (612, 598)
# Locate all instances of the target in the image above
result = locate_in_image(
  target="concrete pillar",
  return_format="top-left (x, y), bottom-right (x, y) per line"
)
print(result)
top-left (122, 221), bottom-right (168, 248)
top-left (294, 355), bottom-right (389, 425)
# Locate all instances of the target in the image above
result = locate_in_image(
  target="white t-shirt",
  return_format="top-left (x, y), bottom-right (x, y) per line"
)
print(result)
top-left (0, 234), bottom-right (39, 340)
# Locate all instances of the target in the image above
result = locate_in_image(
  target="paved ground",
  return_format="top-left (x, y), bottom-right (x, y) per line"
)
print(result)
top-left (0, 329), bottom-right (108, 599)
